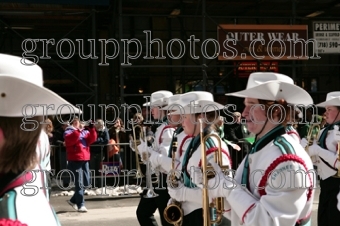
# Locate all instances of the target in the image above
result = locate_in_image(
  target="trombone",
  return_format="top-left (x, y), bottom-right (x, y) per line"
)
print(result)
top-left (305, 124), bottom-right (320, 163)
top-left (199, 119), bottom-right (228, 226)
top-left (163, 134), bottom-right (183, 226)
top-left (141, 126), bottom-right (159, 199)
top-left (131, 120), bottom-right (145, 179)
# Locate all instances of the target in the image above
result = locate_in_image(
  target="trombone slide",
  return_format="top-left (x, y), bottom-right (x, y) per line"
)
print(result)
top-left (199, 119), bottom-right (227, 226)
top-left (131, 121), bottom-right (145, 179)
top-left (305, 124), bottom-right (320, 163)
top-left (142, 126), bottom-right (159, 198)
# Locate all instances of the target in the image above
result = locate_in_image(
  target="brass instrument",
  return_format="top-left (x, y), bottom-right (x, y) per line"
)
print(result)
top-left (142, 126), bottom-right (159, 199)
top-left (131, 120), bottom-right (145, 179)
top-left (199, 119), bottom-right (228, 226)
top-left (115, 127), bottom-right (120, 152)
top-left (305, 124), bottom-right (320, 163)
top-left (337, 142), bottom-right (340, 177)
top-left (164, 134), bottom-right (183, 226)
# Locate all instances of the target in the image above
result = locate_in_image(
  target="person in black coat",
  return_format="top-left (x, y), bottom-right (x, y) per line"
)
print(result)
top-left (224, 112), bottom-right (251, 168)
top-left (90, 119), bottom-right (110, 185)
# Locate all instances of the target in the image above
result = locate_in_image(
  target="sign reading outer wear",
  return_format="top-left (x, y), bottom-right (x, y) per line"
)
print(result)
top-left (217, 25), bottom-right (309, 60)
top-left (313, 21), bottom-right (340, 54)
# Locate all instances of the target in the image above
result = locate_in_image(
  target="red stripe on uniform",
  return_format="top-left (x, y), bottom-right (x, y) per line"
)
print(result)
top-left (159, 125), bottom-right (174, 144)
top-left (258, 154), bottom-right (313, 201)
top-left (242, 203), bottom-right (256, 223)
top-left (287, 131), bottom-right (301, 140)
top-left (179, 135), bottom-right (194, 157)
top-left (0, 171), bottom-right (33, 196)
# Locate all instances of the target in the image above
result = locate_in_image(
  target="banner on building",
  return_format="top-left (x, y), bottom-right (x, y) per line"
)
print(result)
top-left (217, 25), bottom-right (309, 60)
top-left (313, 21), bottom-right (340, 54)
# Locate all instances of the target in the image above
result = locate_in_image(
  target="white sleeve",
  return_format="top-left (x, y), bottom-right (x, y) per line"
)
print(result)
top-left (206, 138), bottom-right (232, 173)
top-left (227, 160), bottom-right (313, 226)
top-left (37, 131), bottom-right (51, 171)
top-left (158, 127), bottom-right (175, 156)
top-left (317, 146), bottom-right (340, 168)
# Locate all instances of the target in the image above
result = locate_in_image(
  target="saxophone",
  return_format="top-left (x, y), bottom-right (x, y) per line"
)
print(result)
top-left (163, 134), bottom-right (183, 226)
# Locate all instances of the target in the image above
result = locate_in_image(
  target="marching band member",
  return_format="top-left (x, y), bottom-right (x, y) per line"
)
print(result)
top-left (145, 91), bottom-right (230, 174)
top-left (193, 72), bottom-right (315, 226)
top-left (300, 91), bottom-right (340, 226)
top-left (144, 93), bottom-right (192, 167)
top-left (284, 106), bottom-right (303, 143)
top-left (164, 92), bottom-right (232, 225)
top-left (136, 90), bottom-right (174, 226)
top-left (0, 53), bottom-right (79, 225)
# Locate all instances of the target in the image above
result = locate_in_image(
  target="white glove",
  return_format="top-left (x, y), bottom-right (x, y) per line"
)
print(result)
top-left (308, 139), bottom-right (339, 168)
top-left (333, 125), bottom-right (340, 142)
top-left (167, 198), bottom-right (174, 206)
top-left (137, 139), bottom-right (148, 153)
top-left (137, 139), bottom-right (154, 161)
top-left (167, 182), bottom-right (202, 203)
top-left (300, 138), bottom-right (308, 149)
top-left (191, 162), bottom-right (236, 198)
top-left (129, 140), bottom-right (136, 152)
top-left (307, 139), bottom-right (321, 157)
top-left (148, 151), bottom-right (176, 172)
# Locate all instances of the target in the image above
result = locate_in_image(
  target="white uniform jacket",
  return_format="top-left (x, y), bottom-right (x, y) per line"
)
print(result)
top-left (36, 131), bottom-right (52, 200)
top-left (0, 165), bottom-right (61, 226)
top-left (286, 125), bottom-right (301, 143)
top-left (153, 122), bottom-right (176, 156)
top-left (314, 126), bottom-right (340, 180)
top-left (151, 129), bottom-right (188, 174)
top-left (224, 126), bottom-right (315, 226)
top-left (177, 131), bottom-right (232, 216)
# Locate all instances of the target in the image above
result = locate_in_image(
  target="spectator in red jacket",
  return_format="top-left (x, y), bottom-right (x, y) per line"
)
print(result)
top-left (64, 117), bottom-right (97, 212)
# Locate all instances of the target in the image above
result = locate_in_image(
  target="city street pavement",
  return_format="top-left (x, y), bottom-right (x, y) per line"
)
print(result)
top-left (52, 186), bottom-right (320, 226)
top-left (52, 194), bottom-right (161, 226)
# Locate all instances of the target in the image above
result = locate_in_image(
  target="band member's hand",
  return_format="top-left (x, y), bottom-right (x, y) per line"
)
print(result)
top-left (307, 140), bottom-right (320, 157)
top-left (300, 138), bottom-right (308, 149)
top-left (137, 139), bottom-right (149, 155)
top-left (148, 151), bottom-right (178, 172)
top-left (129, 140), bottom-right (136, 152)
top-left (167, 198), bottom-right (173, 206)
top-left (137, 140), bottom-right (149, 161)
top-left (192, 162), bottom-right (236, 198)
top-left (148, 151), bottom-right (160, 168)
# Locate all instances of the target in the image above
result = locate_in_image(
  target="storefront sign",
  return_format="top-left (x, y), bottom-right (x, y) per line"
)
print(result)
top-left (313, 21), bottom-right (340, 54)
top-left (234, 61), bottom-right (279, 77)
top-left (217, 25), bottom-right (309, 60)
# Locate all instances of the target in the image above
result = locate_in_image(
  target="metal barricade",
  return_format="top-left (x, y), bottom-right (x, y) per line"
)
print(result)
top-left (52, 141), bottom-right (144, 197)
top-left (229, 140), bottom-right (252, 170)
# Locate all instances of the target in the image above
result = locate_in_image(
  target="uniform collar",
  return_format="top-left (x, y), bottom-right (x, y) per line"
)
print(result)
top-left (252, 125), bottom-right (286, 153)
